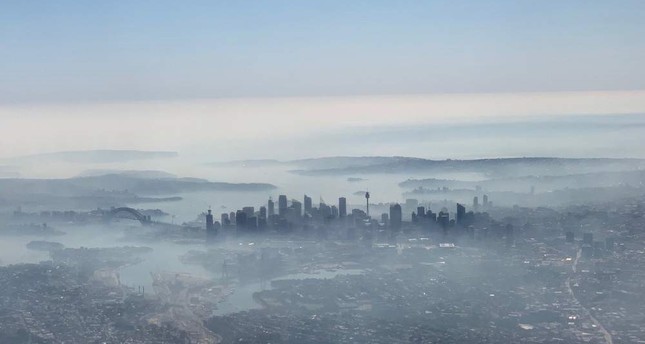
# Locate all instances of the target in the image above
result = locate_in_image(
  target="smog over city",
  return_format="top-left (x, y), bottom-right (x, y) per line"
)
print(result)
top-left (2, 2), bottom-right (645, 344)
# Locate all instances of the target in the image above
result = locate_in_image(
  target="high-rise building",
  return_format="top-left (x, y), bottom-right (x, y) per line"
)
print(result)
top-left (473, 196), bottom-right (479, 208)
top-left (331, 205), bottom-right (338, 218)
top-left (235, 210), bottom-right (247, 229)
top-left (426, 210), bottom-right (437, 222)
top-left (320, 202), bottom-right (332, 219)
top-left (242, 206), bottom-right (254, 217)
top-left (304, 195), bottom-right (312, 215)
top-left (483, 195), bottom-right (489, 207)
top-left (389, 203), bottom-right (402, 230)
top-left (339, 197), bottom-right (347, 217)
top-left (247, 216), bottom-right (258, 230)
top-left (221, 213), bottom-right (229, 225)
top-left (291, 200), bottom-right (302, 217)
top-left (259, 206), bottom-right (267, 220)
top-left (417, 206), bottom-right (425, 217)
top-left (278, 195), bottom-right (288, 217)
top-left (438, 209), bottom-right (450, 229)
top-left (206, 209), bottom-right (216, 236)
top-left (456, 203), bottom-right (466, 224)
top-left (268, 198), bottom-right (275, 217)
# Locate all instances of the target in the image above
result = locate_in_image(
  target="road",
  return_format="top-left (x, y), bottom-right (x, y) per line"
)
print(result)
top-left (566, 249), bottom-right (613, 344)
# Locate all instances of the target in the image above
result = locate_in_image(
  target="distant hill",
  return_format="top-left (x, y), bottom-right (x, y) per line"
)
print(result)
top-left (208, 156), bottom-right (645, 177)
top-left (3, 150), bottom-right (178, 164)
top-left (0, 174), bottom-right (276, 197)
top-left (77, 169), bottom-right (177, 179)
top-left (206, 159), bottom-right (283, 168)
top-left (400, 170), bottom-right (645, 193)
top-left (207, 156), bottom-right (423, 170)
top-left (283, 157), bottom-right (645, 178)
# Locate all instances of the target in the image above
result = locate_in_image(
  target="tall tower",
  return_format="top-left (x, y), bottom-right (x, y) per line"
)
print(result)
top-left (206, 208), bottom-right (216, 237)
top-left (365, 191), bottom-right (370, 217)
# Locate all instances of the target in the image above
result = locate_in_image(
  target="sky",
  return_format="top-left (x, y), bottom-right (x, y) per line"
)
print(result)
top-left (1, 1), bottom-right (645, 103)
top-left (1, 1), bottom-right (644, 161)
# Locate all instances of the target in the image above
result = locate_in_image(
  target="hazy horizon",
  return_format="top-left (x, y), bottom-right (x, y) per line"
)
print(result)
top-left (2, 90), bottom-right (644, 163)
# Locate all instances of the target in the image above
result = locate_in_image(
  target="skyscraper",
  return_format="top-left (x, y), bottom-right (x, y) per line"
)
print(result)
top-left (331, 205), bottom-right (338, 218)
top-left (291, 200), bottom-right (302, 217)
top-left (304, 195), bottom-right (312, 215)
top-left (221, 213), bottom-right (229, 225)
top-left (339, 197), bottom-right (347, 217)
top-left (389, 203), bottom-right (402, 230)
top-left (438, 208), bottom-right (450, 230)
top-left (235, 210), bottom-right (247, 229)
top-left (320, 202), bottom-right (331, 218)
top-left (206, 209), bottom-right (216, 236)
top-left (456, 203), bottom-right (466, 224)
top-left (243, 206), bottom-right (255, 217)
top-left (483, 195), bottom-right (489, 207)
top-left (278, 195), bottom-right (288, 217)
top-left (268, 198), bottom-right (275, 217)
top-left (473, 196), bottom-right (479, 208)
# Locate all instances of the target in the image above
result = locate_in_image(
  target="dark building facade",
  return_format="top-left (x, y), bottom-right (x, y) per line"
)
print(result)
top-left (339, 197), bottom-right (347, 217)
top-left (389, 203), bottom-right (402, 230)
top-left (278, 195), bottom-right (288, 217)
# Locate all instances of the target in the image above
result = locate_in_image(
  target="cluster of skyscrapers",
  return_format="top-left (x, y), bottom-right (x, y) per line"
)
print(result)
top-left (205, 192), bottom-right (499, 241)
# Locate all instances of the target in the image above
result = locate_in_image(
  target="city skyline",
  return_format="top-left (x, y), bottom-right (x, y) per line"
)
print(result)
top-left (3, 2), bottom-right (645, 343)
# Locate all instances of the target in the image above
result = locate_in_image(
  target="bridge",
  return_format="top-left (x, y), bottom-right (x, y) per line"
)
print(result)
top-left (106, 207), bottom-right (152, 225)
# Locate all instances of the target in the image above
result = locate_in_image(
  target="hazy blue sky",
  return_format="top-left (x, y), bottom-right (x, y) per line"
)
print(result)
top-left (2, 0), bottom-right (644, 103)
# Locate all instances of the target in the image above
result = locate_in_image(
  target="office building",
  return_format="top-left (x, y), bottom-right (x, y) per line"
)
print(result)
top-left (389, 203), bottom-right (402, 230)
top-left (206, 209), bottom-right (216, 236)
top-left (339, 197), bottom-right (347, 217)
top-left (456, 203), bottom-right (466, 224)
top-left (268, 198), bottom-right (275, 217)
top-left (278, 195), bottom-right (288, 217)
top-left (304, 195), bottom-right (312, 215)
top-left (243, 206), bottom-right (254, 218)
